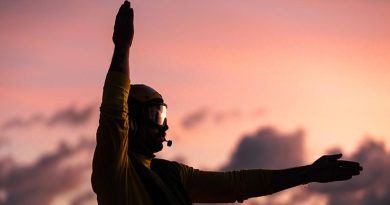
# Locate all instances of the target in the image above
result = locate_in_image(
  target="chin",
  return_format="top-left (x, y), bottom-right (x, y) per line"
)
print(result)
top-left (151, 143), bottom-right (163, 153)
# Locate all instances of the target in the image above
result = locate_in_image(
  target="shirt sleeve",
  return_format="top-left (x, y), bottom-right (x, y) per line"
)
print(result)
top-left (176, 163), bottom-right (274, 203)
top-left (92, 71), bottom-right (131, 197)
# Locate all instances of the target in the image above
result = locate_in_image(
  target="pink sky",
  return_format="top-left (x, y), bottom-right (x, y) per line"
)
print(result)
top-left (1, 0), bottom-right (390, 204)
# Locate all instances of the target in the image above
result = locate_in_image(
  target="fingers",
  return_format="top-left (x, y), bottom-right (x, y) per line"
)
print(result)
top-left (116, 1), bottom-right (133, 22)
top-left (112, 1), bottom-right (134, 46)
top-left (338, 160), bottom-right (363, 174)
top-left (325, 153), bottom-right (343, 161)
top-left (331, 161), bottom-right (362, 182)
top-left (337, 160), bottom-right (363, 170)
top-left (332, 168), bottom-right (359, 181)
top-left (339, 166), bottom-right (361, 176)
top-left (313, 153), bottom-right (343, 168)
top-left (333, 173), bottom-right (353, 181)
top-left (120, 1), bottom-right (131, 9)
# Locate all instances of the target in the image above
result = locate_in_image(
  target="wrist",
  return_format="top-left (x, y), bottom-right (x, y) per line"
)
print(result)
top-left (109, 45), bottom-right (130, 76)
top-left (114, 44), bottom-right (130, 53)
top-left (298, 165), bottom-right (313, 185)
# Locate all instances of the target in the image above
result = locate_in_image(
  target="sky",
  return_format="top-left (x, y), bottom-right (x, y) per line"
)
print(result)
top-left (0, 0), bottom-right (390, 204)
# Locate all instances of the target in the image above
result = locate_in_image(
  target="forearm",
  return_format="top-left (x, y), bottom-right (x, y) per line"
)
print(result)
top-left (109, 45), bottom-right (130, 76)
top-left (183, 169), bottom-right (273, 203)
top-left (271, 165), bottom-right (312, 193)
top-left (109, 1), bottom-right (133, 76)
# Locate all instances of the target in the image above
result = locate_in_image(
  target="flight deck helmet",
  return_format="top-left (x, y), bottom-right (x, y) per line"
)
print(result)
top-left (128, 84), bottom-right (168, 129)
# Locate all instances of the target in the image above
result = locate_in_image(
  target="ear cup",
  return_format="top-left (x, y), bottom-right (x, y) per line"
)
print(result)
top-left (129, 114), bottom-right (138, 136)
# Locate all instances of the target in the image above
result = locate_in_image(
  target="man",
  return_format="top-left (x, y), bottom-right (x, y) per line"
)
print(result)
top-left (91, 1), bottom-right (363, 204)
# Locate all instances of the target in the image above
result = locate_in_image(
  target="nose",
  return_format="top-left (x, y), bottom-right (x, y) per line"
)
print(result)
top-left (160, 124), bottom-right (168, 132)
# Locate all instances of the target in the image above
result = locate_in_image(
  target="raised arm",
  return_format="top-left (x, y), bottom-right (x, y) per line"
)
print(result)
top-left (91, 1), bottom-right (134, 200)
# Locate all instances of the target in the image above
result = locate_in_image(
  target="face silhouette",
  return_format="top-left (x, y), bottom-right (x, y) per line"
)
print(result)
top-left (129, 103), bottom-right (168, 156)
top-left (140, 123), bottom-right (165, 153)
top-left (131, 118), bottom-right (168, 156)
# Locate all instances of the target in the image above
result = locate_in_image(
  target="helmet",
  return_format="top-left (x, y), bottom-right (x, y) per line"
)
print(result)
top-left (129, 84), bottom-right (168, 128)
top-left (129, 84), bottom-right (164, 103)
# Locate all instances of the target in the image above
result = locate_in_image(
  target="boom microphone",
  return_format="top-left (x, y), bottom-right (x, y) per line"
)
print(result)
top-left (164, 139), bottom-right (173, 147)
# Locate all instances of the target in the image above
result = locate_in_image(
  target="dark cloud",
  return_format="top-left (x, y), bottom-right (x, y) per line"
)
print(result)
top-left (181, 107), bottom-right (210, 129)
top-left (0, 138), bottom-right (95, 205)
top-left (220, 132), bottom-right (390, 205)
top-left (217, 127), bottom-right (390, 205)
top-left (1, 104), bottom-right (95, 131)
top-left (221, 126), bottom-right (305, 171)
top-left (308, 138), bottom-right (390, 205)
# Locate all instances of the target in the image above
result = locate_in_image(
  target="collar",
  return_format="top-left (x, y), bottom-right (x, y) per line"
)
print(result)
top-left (133, 152), bottom-right (153, 169)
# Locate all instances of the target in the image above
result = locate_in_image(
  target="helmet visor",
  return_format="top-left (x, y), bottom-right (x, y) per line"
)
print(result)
top-left (146, 104), bottom-right (167, 126)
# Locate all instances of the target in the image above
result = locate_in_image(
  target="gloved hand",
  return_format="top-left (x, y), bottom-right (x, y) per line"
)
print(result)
top-left (113, 1), bottom-right (134, 47)
top-left (307, 153), bottom-right (363, 183)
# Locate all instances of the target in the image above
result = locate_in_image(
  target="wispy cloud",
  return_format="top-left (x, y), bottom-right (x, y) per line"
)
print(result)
top-left (46, 104), bottom-right (95, 127)
top-left (213, 109), bottom-right (241, 124)
top-left (181, 107), bottom-right (211, 129)
top-left (181, 107), bottom-right (265, 130)
top-left (1, 104), bottom-right (96, 131)
top-left (1, 114), bottom-right (44, 131)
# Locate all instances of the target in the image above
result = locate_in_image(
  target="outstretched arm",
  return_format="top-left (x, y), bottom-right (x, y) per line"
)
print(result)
top-left (178, 154), bottom-right (362, 203)
top-left (109, 0), bottom-right (134, 76)
top-left (271, 153), bottom-right (363, 193)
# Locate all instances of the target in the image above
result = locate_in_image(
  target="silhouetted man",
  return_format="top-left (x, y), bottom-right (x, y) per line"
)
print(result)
top-left (91, 1), bottom-right (363, 204)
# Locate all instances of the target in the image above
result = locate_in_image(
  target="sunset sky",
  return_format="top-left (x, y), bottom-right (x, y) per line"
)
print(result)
top-left (1, 0), bottom-right (390, 204)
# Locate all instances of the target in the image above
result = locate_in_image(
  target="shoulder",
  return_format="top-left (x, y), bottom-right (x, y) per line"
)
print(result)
top-left (152, 159), bottom-right (196, 182)
top-left (152, 159), bottom-right (194, 171)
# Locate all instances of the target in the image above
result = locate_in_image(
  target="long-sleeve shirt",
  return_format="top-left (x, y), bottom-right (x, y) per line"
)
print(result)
top-left (91, 71), bottom-right (275, 205)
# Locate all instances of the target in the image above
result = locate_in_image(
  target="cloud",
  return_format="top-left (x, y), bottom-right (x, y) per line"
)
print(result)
top-left (1, 104), bottom-right (95, 131)
top-left (0, 137), bottom-right (8, 149)
top-left (71, 191), bottom-right (96, 205)
top-left (221, 132), bottom-right (390, 205)
top-left (181, 107), bottom-right (210, 129)
top-left (217, 127), bottom-right (390, 205)
top-left (0, 138), bottom-right (95, 205)
top-left (307, 138), bottom-right (390, 205)
top-left (249, 108), bottom-right (266, 118)
top-left (46, 104), bottom-right (95, 127)
top-left (1, 114), bottom-right (44, 131)
top-left (181, 106), bottom-right (265, 130)
top-left (213, 109), bottom-right (241, 124)
top-left (221, 126), bottom-right (305, 171)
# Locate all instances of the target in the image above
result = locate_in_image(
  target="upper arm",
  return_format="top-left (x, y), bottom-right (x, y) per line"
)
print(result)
top-left (92, 71), bottom-right (131, 193)
top-left (177, 165), bottom-right (274, 203)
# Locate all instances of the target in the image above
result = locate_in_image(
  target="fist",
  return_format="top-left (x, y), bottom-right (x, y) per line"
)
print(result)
top-left (113, 1), bottom-right (134, 47)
